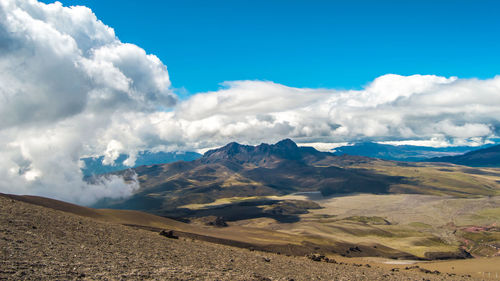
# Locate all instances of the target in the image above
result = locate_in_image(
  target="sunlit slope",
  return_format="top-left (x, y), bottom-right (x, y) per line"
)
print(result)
top-left (0, 193), bottom-right (428, 259)
top-left (232, 193), bottom-right (500, 258)
top-left (345, 160), bottom-right (500, 197)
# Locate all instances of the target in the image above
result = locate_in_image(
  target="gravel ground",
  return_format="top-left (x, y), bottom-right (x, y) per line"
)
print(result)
top-left (0, 196), bottom-right (477, 280)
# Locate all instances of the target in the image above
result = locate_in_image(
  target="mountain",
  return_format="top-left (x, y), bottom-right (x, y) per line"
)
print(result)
top-left (96, 139), bottom-right (400, 215)
top-left (81, 150), bottom-right (201, 176)
top-left (97, 139), bottom-right (500, 220)
top-left (428, 144), bottom-right (500, 167)
top-left (333, 142), bottom-right (489, 161)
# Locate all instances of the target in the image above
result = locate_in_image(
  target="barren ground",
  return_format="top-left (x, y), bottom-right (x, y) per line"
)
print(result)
top-left (0, 195), bottom-right (477, 280)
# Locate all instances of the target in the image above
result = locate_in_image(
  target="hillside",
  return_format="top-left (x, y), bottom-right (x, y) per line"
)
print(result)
top-left (0, 194), bottom-right (481, 280)
top-left (96, 139), bottom-right (401, 213)
top-left (428, 144), bottom-right (500, 167)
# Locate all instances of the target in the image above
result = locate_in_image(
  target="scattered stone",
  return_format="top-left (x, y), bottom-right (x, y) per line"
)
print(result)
top-left (206, 216), bottom-right (228, 227)
top-left (305, 254), bottom-right (337, 264)
top-left (419, 268), bottom-right (440, 275)
top-left (306, 254), bottom-right (324, 262)
top-left (1, 195), bottom-right (479, 281)
top-left (405, 265), bottom-right (420, 270)
top-left (159, 230), bottom-right (178, 239)
top-left (348, 246), bottom-right (362, 252)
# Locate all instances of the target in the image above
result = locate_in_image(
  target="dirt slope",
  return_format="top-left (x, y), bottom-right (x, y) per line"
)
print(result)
top-left (0, 195), bottom-right (475, 280)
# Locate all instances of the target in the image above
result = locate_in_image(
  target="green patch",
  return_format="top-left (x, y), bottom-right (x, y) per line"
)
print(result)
top-left (312, 214), bottom-right (337, 219)
top-left (407, 222), bottom-right (432, 228)
top-left (261, 200), bottom-right (322, 215)
top-left (461, 231), bottom-right (500, 243)
top-left (180, 196), bottom-right (269, 210)
top-left (342, 216), bottom-right (391, 225)
top-left (476, 207), bottom-right (500, 220)
top-left (412, 236), bottom-right (446, 247)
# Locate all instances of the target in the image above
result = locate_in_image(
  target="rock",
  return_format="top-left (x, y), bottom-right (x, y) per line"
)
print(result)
top-left (349, 246), bottom-right (362, 252)
top-left (159, 230), bottom-right (178, 239)
top-left (306, 254), bottom-right (335, 263)
top-left (212, 217), bottom-right (228, 227)
top-left (306, 254), bottom-right (324, 262)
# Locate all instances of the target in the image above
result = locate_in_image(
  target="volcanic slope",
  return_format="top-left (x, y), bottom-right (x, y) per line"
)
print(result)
top-left (0, 194), bottom-right (475, 280)
top-left (98, 139), bottom-right (500, 215)
top-left (97, 139), bottom-right (401, 212)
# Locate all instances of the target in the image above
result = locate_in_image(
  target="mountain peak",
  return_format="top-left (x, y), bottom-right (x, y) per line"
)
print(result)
top-left (274, 138), bottom-right (298, 149)
top-left (201, 139), bottom-right (323, 165)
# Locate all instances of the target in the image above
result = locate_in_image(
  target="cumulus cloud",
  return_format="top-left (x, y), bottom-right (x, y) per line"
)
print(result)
top-left (164, 74), bottom-right (500, 150)
top-left (1, 0), bottom-right (500, 205)
top-left (100, 74), bottom-right (499, 154)
top-left (0, 0), bottom-right (174, 205)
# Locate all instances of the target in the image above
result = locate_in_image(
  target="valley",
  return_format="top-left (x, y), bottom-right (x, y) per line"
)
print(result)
top-left (91, 139), bottom-right (500, 264)
top-left (3, 140), bottom-right (500, 280)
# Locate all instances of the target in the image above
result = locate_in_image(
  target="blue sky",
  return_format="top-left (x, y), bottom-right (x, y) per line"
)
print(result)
top-left (2, 0), bottom-right (500, 201)
top-left (42, 0), bottom-right (500, 95)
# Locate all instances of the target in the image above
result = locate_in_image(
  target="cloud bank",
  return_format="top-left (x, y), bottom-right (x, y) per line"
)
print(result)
top-left (0, 0), bottom-right (174, 204)
top-left (162, 75), bottom-right (500, 150)
top-left (1, 0), bottom-right (499, 204)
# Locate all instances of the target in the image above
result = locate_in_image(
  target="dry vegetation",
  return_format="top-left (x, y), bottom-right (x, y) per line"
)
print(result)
top-left (1, 195), bottom-right (478, 280)
top-left (229, 193), bottom-right (500, 260)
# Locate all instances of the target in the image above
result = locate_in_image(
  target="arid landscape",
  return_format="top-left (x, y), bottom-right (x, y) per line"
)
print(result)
top-left (2, 142), bottom-right (500, 280)
top-left (2, 140), bottom-right (500, 280)
top-left (91, 140), bottom-right (500, 262)
top-left (3, 193), bottom-right (498, 281)
top-left (2, 1), bottom-right (500, 280)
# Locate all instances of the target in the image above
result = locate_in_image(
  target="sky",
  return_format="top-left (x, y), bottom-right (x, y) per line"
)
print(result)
top-left (40, 0), bottom-right (500, 94)
top-left (1, 0), bottom-right (499, 204)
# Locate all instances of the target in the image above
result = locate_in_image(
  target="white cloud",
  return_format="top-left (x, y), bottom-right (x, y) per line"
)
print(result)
top-left (0, 0), bottom-right (174, 205)
top-left (297, 142), bottom-right (350, 152)
top-left (1, 0), bottom-right (500, 205)
top-left (165, 75), bottom-right (500, 149)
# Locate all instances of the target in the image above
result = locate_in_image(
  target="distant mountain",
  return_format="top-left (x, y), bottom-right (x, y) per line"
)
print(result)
top-left (202, 139), bottom-right (327, 165)
top-left (332, 142), bottom-right (490, 161)
top-left (96, 139), bottom-right (400, 213)
top-left (81, 151), bottom-right (201, 176)
top-left (428, 144), bottom-right (500, 167)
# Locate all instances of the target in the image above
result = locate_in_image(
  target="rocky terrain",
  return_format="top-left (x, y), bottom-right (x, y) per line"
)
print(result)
top-left (0, 195), bottom-right (477, 280)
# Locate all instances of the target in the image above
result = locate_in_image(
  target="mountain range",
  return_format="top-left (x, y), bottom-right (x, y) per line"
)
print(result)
top-left (96, 139), bottom-right (500, 220)
top-left (428, 144), bottom-right (500, 167)
top-left (332, 142), bottom-right (492, 162)
top-left (81, 151), bottom-right (201, 176)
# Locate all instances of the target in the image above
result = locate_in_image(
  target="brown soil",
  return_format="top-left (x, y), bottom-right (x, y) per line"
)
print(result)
top-left (0, 193), bottom-right (421, 260)
top-left (0, 195), bottom-right (478, 280)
